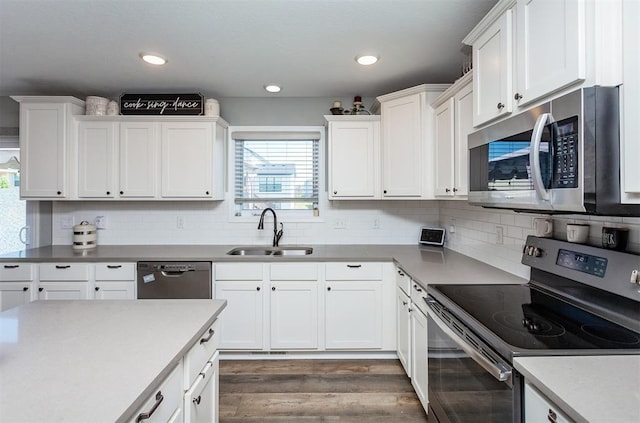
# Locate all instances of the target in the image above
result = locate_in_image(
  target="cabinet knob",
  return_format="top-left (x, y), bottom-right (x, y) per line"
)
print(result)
top-left (193, 395), bottom-right (202, 405)
top-left (383, 190), bottom-right (387, 194)
top-left (95, 287), bottom-right (100, 291)
top-left (106, 191), bottom-right (110, 195)
top-left (327, 286), bottom-right (331, 291)
top-left (402, 301), bottom-right (408, 306)
top-left (120, 190), bottom-right (124, 195)
top-left (23, 287), bottom-right (29, 292)
top-left (445, 188), bottom-right (450, 193)
top-left (205, 191), bottom-right (210, 195)
top-left (497, 102), bottom-right (505, 110)
top-left (256, 286), bottom-right (261, 291)
top-left (413, 284), bottom-right (422, 292)
top-left (333, 191), bottom-right (337, 195)
top-left (272, 286), bottom-right (276, 291)
top-left (38, 287), bottom-right (44, 292)
top-left (57, 191), bottom-right (62, 195)
top-left (514, 93), bottom-right (523, 101)
top-left (453, 188), bottom-right (458, 192)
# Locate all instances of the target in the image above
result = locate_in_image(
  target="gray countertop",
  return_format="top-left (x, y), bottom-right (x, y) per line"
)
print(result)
top-left (0, 299), bottom-right (226, 422)
top-left (0, 244), bottom-right (528, 287)
top-left (515, 355), bottom-right (640, 423)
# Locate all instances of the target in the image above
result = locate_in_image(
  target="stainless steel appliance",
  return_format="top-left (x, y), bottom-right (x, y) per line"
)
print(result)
top-left (136, 262), bottom-right (212, 299)
top-left (468, 86), bottom-right (640, 216)
top-left (426, 236), bottom-right (640, 423)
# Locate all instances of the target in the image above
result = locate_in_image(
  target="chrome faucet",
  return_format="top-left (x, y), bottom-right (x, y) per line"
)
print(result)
top-left (257, 207), bottom-right (283, 247)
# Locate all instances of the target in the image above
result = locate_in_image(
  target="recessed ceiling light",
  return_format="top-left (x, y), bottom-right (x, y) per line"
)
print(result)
top-left (356, 55), bottom-right (379, 66)
top-left (264, 84), bottom-right (281, 93)
top-left (140, 53), bottom-right (167, 66)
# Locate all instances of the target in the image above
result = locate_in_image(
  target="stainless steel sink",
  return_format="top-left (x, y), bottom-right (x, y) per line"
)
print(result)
top-left (226, 246), bottom-right (313, 256)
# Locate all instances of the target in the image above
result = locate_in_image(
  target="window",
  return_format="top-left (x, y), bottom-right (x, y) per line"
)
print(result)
top-left (233, 129), bottom-right (320, 217)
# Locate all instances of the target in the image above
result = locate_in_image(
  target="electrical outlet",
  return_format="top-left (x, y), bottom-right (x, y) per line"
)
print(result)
top-left (94, 216), bottom-right (107, 229)
top-left (60, 216), bottom-right (74, 229)
top-left (334, 218), bottom-right (346, 229)
top-left (177, 216), bottom-right (185, 229)
top-left (449, 219), bottom-right (456, 234)
top-left (495, 225), bottom-right (504, 245)
top-left (373, 217), bottom-right (380, 229)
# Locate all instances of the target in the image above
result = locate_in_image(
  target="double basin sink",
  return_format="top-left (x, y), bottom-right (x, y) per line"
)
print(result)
top-left (226, 246), bottom-right (313, 256)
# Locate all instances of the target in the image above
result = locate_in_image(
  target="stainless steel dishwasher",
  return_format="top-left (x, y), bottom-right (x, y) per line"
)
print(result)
top-left (136, 262), bottom-right (212, 299)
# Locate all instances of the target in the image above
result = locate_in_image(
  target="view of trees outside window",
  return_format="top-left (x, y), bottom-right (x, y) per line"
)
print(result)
top-left (0, 148), bottom-right (25, 254)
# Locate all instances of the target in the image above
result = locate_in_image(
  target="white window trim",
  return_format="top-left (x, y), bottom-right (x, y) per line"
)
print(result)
top-left (227, 125), bottom-right (326, 223)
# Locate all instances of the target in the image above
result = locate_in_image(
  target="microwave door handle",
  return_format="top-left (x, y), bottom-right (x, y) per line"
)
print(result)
top-left (426, 303), bottom-right (512, 383)
top-left (530, 113), bottom-right (554, 202)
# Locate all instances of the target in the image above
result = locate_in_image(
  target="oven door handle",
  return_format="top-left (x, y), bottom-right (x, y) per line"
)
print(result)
top-left (426, 302), bottom-right (512, 383)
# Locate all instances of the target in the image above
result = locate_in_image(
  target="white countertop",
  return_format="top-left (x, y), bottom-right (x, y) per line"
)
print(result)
top-left (514, 355), bottom-right (640, 423)
top-left (0, 299), bottom-right (226, 422)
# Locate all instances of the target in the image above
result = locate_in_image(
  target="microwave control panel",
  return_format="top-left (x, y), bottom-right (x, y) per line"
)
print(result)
top-left (552, 118), bottom-right (578, 188)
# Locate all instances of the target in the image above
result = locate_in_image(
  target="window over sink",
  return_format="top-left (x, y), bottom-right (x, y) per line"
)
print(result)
top-left (231, 127), bottom-right (322, 219)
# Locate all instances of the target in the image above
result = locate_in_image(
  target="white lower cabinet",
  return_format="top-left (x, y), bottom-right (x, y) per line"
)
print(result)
top-left (93, 263), bottom-right (136, 300)
top-left (410, 301), bottom-right (429, 409)
top-left (0, 263), bottom-right (35, 312)
top-left (396, 286), bottom-right (411, 376)
top-left (214, 280), bottom-right (264, 350)
top-left (524, 381), bottom-right (573, 423)
top-left (270, 280), bottom-right (319, 350)
top-left (131, 363), bottom-right (184, 423)
top-left (38, 263), bottom-right (91, 300)
top-left (184, 352), bottom-right (219, 423)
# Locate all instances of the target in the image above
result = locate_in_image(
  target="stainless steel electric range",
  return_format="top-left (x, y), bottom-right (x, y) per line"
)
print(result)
top-left (426, 236), bottom-right (640, 423)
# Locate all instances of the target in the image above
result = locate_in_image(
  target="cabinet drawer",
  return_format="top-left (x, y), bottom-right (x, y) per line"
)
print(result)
top-left (214, 263), bottom-right (263, 280)
top-left (39, 263), bottom-right (89, 281)
top-left (184, 320), bottom-right (219, 388)
top-left (0, 263), bottom-right (34, 281)
top-left (410, 281), bottom-right (427, 315)
top-left (271, 263), bottom-right (318, 280)
top-left (95, 263), bottom-right (135, 281)
top-left (131, 363), bottom-right (183, 423)
top-left (325, 262), bottom-right (383, 280)
top-left (396, 267), bottom-right (411, 294)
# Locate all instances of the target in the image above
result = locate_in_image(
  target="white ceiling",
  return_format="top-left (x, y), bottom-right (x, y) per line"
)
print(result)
top-left (0, 0), bottom-right (497, 103)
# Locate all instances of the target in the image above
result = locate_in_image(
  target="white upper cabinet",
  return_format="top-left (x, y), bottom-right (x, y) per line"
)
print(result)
top-left (465, 0), bottom-right (622, 128)
top-left (119, 122), bottom-right (158, 198)
top-left (12, 97), bottom-right (84, 199)
top-left (515, 0), bottom-right (585, 107)
top-left (377, 85), bottom-right (447, 199)
top-left (472, 8), bottom-right (513, 127)
top-left (77, 121), bottom-right (117, 198)
top-left (326, 115), bottom-right (380, 199)
top-left (161, 122), bottom-right (214, 198)
top-left (433, 74), bottom-right (473, 198)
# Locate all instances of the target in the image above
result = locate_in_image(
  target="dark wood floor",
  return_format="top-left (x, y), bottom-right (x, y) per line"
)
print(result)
top-left (219, 359), bottom-right (429, 423)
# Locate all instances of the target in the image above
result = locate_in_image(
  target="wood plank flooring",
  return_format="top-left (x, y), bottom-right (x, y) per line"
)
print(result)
top-left (219, 359), bottom-right (429, 423)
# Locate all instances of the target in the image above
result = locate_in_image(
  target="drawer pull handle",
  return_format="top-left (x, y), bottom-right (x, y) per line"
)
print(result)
top-left (55, 265), bottom-right (71, 269)
top-left (200, 328), bottom-right (215, 344)
top-left (413, 284), bottom-right (422, 292)
top-left (107, 265), bottom-right (122, 269)
top-left (193, 395), bottom-right (202, 405)
top-left (347, 264), bottom-right (362, 268)
top-left (136, 391), bottom-right (163, 422)
top-left (397, 270), bottom-right (405, 276)
top-left (547, 409), bottom-right (557, 423)
top-left (3, 265), bottom-right (19, 269)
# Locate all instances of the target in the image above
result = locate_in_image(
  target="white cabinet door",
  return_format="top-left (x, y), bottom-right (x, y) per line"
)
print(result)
top-left (214, 281), bottom-right (264, 350)
top-left (410, 305), bottom-right (428, 409)
top-left (434, 99), bottom-right (455, 197)
top-left (0, 283), bottom-right (32, 312)
top-left (77, 121), bottom-right (117, 198)
top-left (18, 102), bottom-right (68, 198)
top-left (94, 282), bottom-right (135, 300)
top-left (515, 0), bottom-right (585, 107)
top-left (327, 118), bottom-right (379, 199)
top-left (184, 352), bottom-right (219, 423)
top-left (524, 382), bottom-right (572, 423)
top-left (38, 282), bottom-right (90, 300)
top-left (161, 122), bottom-right (213, 198)
top-left (473, 8), bottom-right (513, 127)
top-left (270, 281), bottom-right (319, 350)
top-left (325, 280), bottom-right (383, 349)
top-left (396, 287), bottom-right (411, 376)
top-left (453, 80), bottom-right (473, 197)
top-left (381, 93), bottom-right (423, 197)
top-left (120, 122), bottom-right (158, 198)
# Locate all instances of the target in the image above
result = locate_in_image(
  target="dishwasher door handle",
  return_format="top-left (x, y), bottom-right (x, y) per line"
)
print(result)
top-left (160, 270), bottom-right (188, 277)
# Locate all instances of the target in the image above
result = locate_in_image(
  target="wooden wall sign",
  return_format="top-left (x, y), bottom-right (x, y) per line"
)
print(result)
top-left (120, 93), bottom-right (204, 115)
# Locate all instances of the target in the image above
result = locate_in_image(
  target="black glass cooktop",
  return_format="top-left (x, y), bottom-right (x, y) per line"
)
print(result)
top-left (430, 284), bottom-right (640, 352)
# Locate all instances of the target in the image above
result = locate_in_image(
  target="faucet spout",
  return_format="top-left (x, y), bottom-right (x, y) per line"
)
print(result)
top-left (257, 208), bottom-right (282, 247)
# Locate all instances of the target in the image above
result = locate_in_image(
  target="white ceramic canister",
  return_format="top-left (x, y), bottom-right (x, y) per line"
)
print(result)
top-left (204, 98), bottom-right (220, 116)
top-left (85, 96), bottom-right (109, 115)
top-left (106, 100), bottom-right (119, 116)
top-left (72, 221), bottom-right (97, 250)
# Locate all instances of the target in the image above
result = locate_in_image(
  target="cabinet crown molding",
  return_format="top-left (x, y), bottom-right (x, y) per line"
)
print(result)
top-left (431, 72), bottom-right (473, 108)
top-left (324, 115), bottom-right (380, 122)
top-left (376, 84), bottom-right (451, 103)
top-left (11, 95), bottom-right (85, 107)
top-left (75, 114), bottom-right (229, 128)
top-left (462, 0), bottom-right (516, 45)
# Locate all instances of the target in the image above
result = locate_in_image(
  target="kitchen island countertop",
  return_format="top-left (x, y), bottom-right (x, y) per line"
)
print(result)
top-left (515, 355), bottom-right (640, 423)
top-left (0, 244), bottom-right (528, 287)
top-left (0, 299), bottom-right (226, 422)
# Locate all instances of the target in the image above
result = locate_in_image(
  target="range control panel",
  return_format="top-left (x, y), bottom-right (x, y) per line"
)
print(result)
top-left (556, 248), bottom-right (607, 278)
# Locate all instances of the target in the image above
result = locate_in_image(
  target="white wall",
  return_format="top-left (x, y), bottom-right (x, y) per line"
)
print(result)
top-left (439, 200), bottom-right (640, 278)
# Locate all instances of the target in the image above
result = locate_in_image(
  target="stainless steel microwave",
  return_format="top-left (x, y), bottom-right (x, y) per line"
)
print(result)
top-left (468, 86), bottom-right (640, 216)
